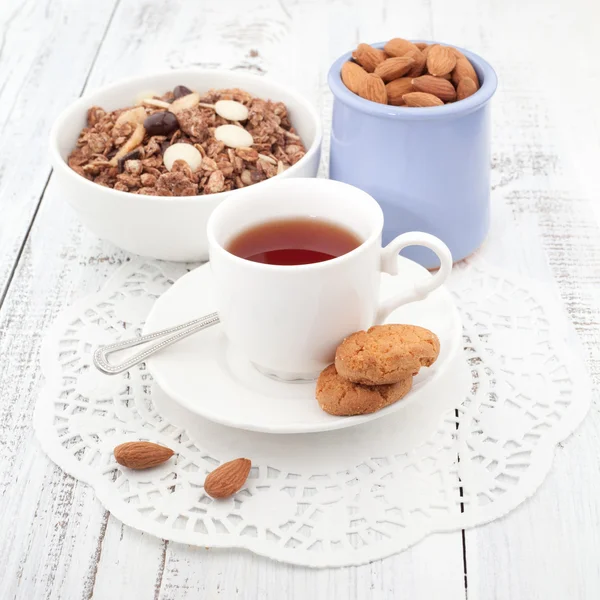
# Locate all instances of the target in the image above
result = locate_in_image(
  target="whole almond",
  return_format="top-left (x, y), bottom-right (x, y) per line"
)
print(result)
top-left (384, 37), bottom-right (420, 57)
top-left (451, 56), bottom-right (480, 87)
top-left (404, 48), bottom-right (426, 77)
top-left (374, 56), bottom-right (415, 82)
top-left (357, 73), bottom-right (387, 104)
top-left (114, 441), bottom-right (174, 470)
top-left (352, 43), bottom-right (386, 73)
top-left (402, 92), bottom-right (444, 107)
top-left (386, 77), bottom-right (414, 105)
top-left (456, 77), bottom-right (478, 101)
top-left (421, 45), bottom-right (433, 60)
top-left (204, 458), bottom-right (251, 499)
top-left (341, 61), bottom-right (368, 94)
top-left (412, 75), bottom-right (457, 102)
top-left (426, 44), bottom-right (457, 77)
top-left (415, 42), bottom-right (428, 50)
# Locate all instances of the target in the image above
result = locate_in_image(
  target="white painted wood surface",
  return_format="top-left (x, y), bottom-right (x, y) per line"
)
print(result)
top-left (0, 0), bottom-right (598, 598)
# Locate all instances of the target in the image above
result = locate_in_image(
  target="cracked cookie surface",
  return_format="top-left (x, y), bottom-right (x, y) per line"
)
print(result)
top-left (335, 324), bottom-right (440, 385)
top-left (316, 364), bottom-right (413, 416)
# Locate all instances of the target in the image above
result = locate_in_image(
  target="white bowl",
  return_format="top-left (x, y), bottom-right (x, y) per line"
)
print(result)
top-left (49, 69), bottom-right (322, 261)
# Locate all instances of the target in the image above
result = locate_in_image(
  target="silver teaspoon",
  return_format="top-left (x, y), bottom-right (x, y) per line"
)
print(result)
top-left (93, 312), bottom-right (220, 375)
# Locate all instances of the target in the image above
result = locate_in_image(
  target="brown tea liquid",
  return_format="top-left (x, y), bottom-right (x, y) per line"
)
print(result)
top-left (226, 217), bottom-right (362, 266)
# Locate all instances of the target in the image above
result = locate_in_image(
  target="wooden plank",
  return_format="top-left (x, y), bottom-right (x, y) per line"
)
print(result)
top-left (155, 535), bottom-right (465, 600)
top-left (427, 0), bottom-right (600, 597)
top-left (0, 0), bottom-right (119, 301)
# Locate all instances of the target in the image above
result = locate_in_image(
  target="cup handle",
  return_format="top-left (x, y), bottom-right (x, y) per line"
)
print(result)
top-left (375, 232), bottom-right (453, 324)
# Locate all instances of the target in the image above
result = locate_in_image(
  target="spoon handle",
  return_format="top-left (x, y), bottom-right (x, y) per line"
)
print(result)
top-left (93, 312), bottom-right (220, 375)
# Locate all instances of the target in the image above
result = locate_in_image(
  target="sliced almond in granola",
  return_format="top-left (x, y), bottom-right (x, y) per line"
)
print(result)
top-left (115, 106), bottom-right (147, 127)
top-left (110, 124), bottom-right (146, 166)
top-left (169, 92), bottom-right (201, 114)
top-left (240, 169), bottom-right (253, 185)
top-left (215, 124), bottom-right (254, 148)
top-left (257, 153), bottom-right (277, 165)
top-left (135, 91), bottom-right (161, 105)
top-left (280, 127), bottom-right (301, 141)
top-left (141, 98), bottom-right (172, 109)
top-left (215, 100), bottom-right (249, 122)
top-left (163, 143), bottom-right (203, 172)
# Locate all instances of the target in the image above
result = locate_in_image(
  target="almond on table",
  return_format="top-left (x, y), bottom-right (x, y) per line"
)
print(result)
top-left (114, 441), bottom-right (174, 470)
top-left (204, 458), bottom-right (252, 499)
top-left (341, 37), bottom-right (480, 107)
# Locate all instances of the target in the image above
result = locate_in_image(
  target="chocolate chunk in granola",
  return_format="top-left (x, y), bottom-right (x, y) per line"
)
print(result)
top-left (144, 111), bottom-right (179, 136)
top-left (173, 85), bottom-right (193, 99)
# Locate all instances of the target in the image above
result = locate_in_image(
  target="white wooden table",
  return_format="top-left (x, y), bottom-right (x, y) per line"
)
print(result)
top-left (1, 0), bottom-right (599, 598)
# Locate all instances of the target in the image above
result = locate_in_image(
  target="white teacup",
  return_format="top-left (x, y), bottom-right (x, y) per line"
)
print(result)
top-left (207, 178), bottom-right (452, 381)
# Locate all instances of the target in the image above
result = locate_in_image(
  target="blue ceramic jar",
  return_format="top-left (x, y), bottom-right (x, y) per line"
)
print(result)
top-left (328, 43), bottom-right (497, 268)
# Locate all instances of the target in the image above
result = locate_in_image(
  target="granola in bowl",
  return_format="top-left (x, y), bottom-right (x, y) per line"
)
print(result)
top-left (68, 86), bottom-right (307, 197)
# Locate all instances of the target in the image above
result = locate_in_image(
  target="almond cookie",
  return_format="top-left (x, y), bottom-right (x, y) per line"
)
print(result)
top-left (335, 324), bottom-right (440, 385)
top-left (316, 364), bottom-right (413, 416)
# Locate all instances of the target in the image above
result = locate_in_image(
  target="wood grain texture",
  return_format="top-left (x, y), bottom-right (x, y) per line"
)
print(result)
top-left (0, 0), bottom-right (119, 301)
top-left (0, 0), bottom-right (599, 598)
top-left (428, 0), bottom-right (600, 598)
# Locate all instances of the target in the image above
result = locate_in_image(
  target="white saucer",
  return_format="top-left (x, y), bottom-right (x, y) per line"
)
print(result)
top-left (145, 257), bottom-right (462, 434)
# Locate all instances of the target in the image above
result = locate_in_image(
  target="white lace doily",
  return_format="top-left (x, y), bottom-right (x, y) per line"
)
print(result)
top-left (35, 258), bottom-right (591, 567)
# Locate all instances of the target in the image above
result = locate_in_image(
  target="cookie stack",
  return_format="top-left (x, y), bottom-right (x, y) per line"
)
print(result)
top-left (316, 324), bottom-right (440, 416)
